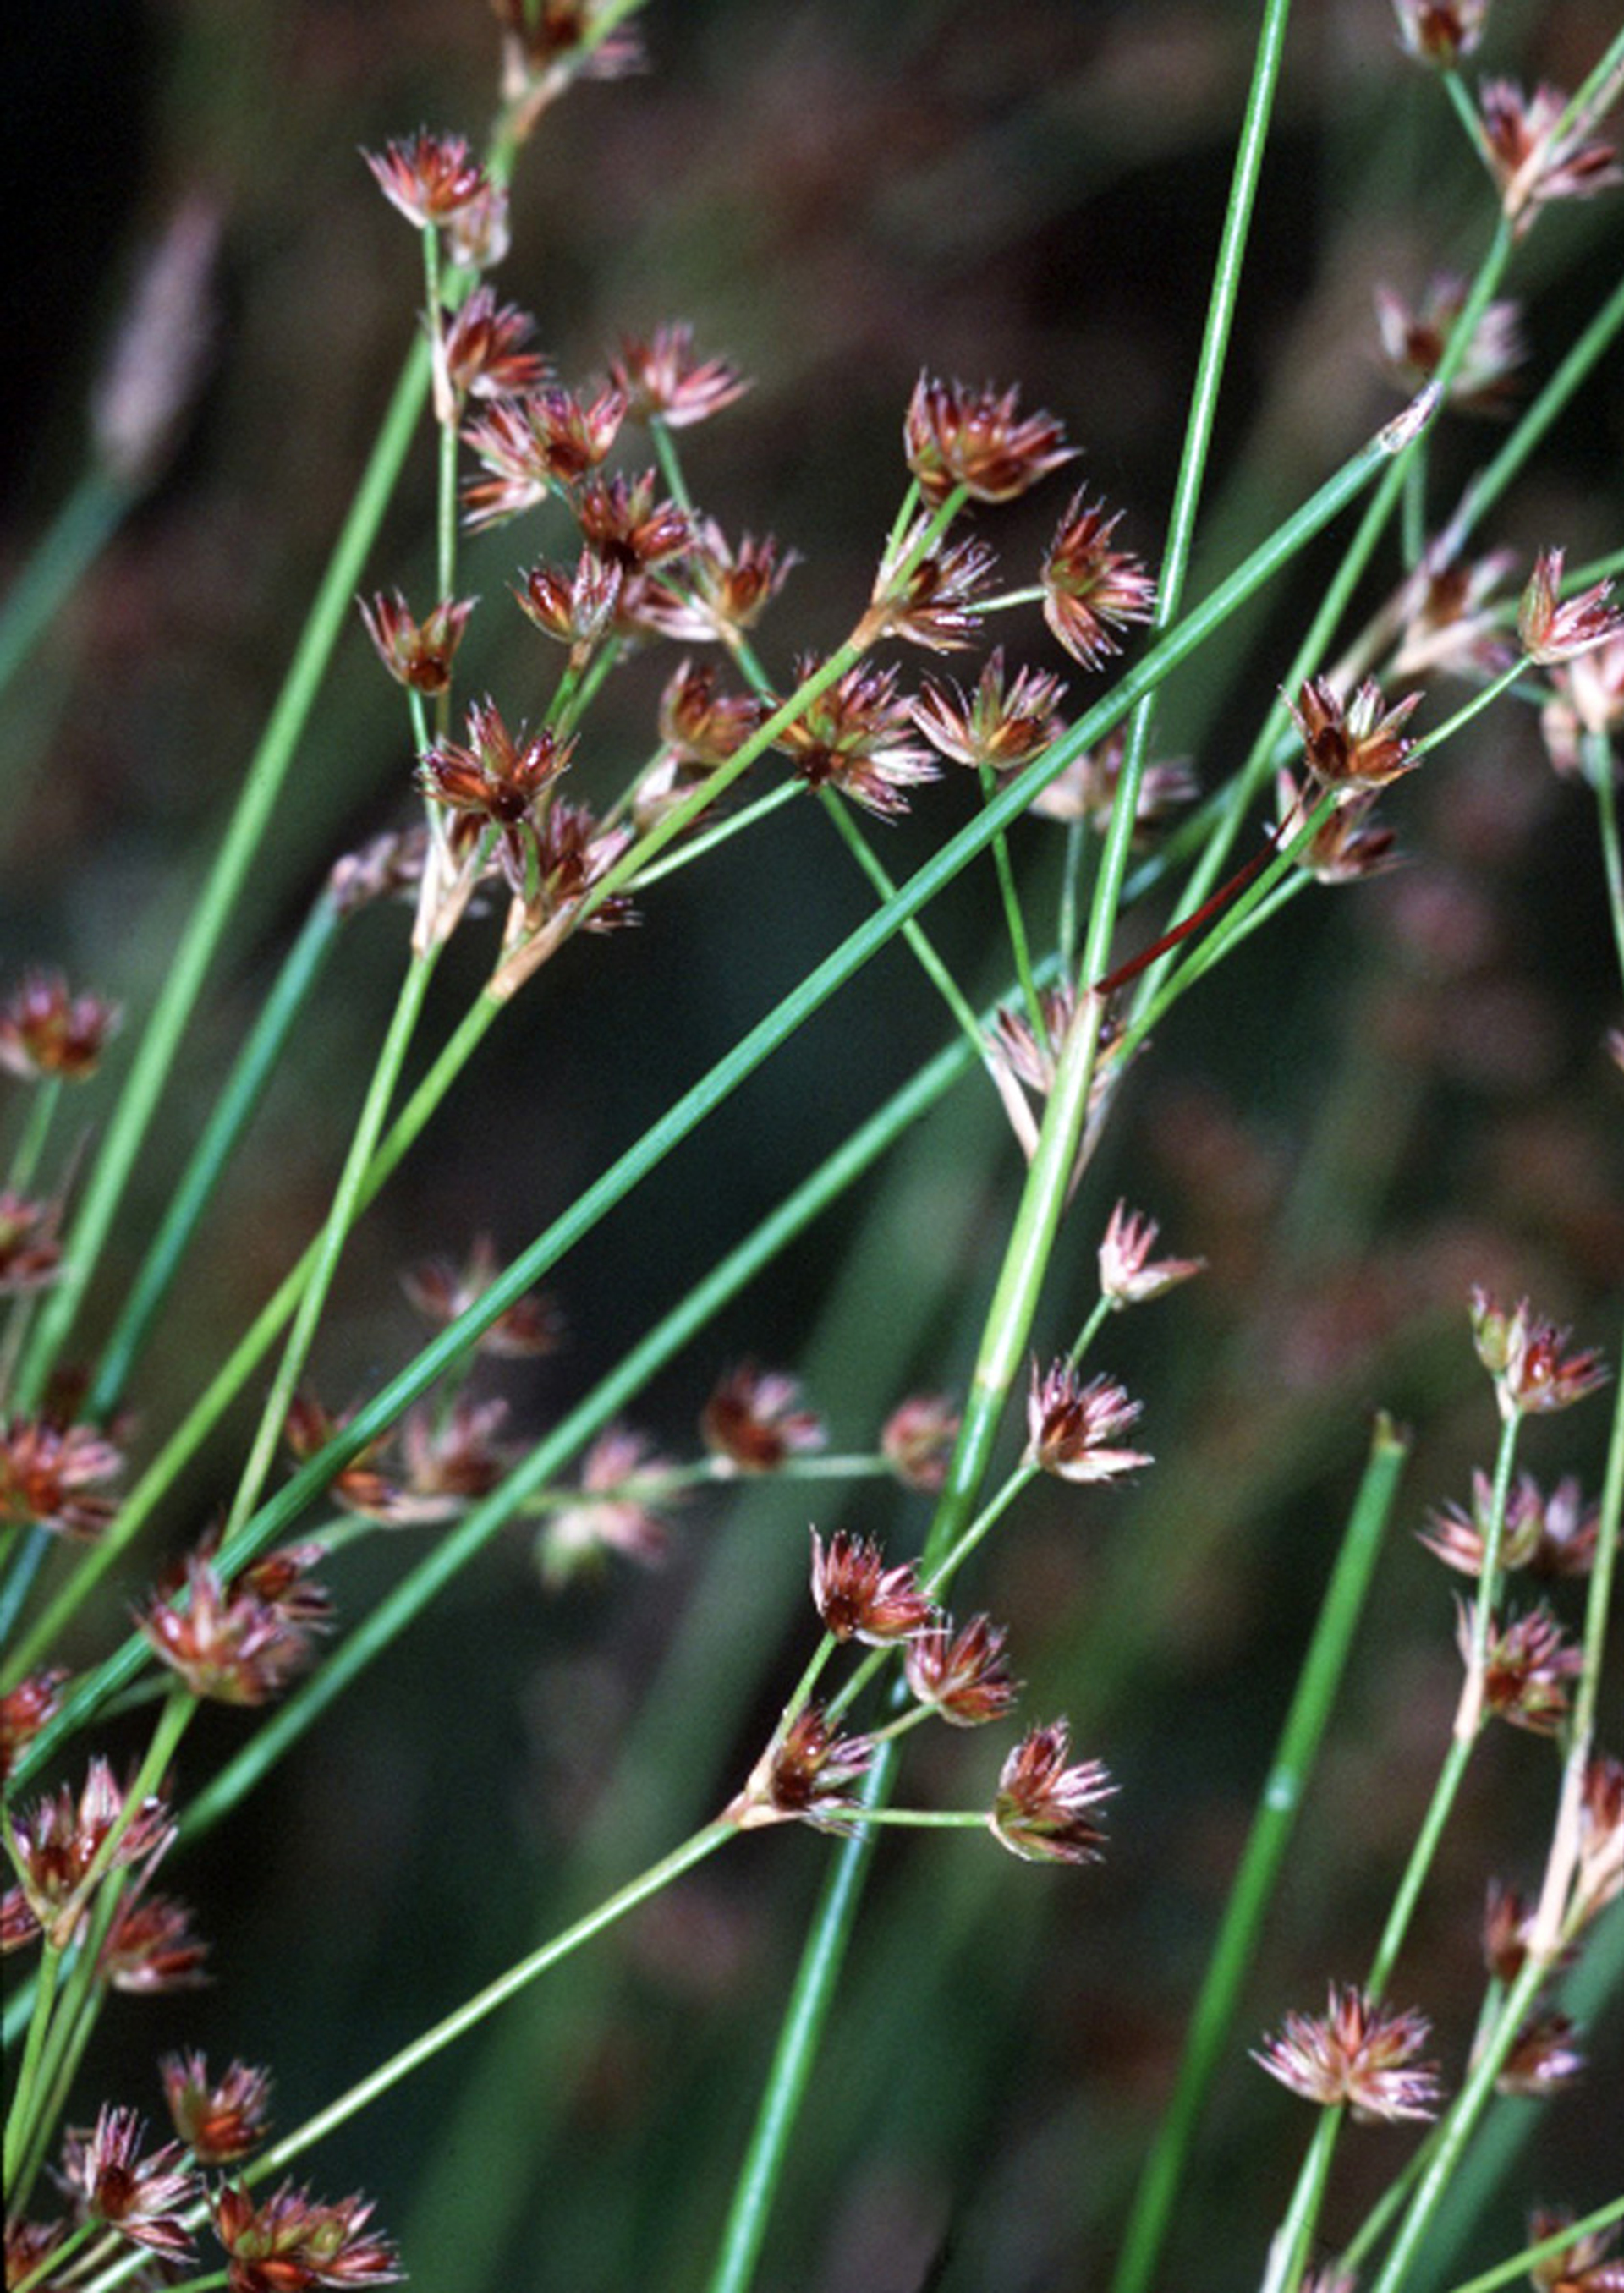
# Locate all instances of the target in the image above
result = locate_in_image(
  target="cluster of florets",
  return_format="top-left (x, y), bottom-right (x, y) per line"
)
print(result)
top-left (726, 1522), bottom-right (1113, 1867)
top-left (2, 2075), bottom-right (396, 2293)
top-left (349, 148), bottom-right (1182, 990)
top-left (716, 1205), bottom-right (1206, 1864)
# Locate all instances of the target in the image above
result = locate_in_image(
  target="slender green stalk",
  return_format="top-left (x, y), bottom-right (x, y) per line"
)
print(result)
top-left (1129, 210), bottom-right (1513, 1034)
top-left (1363, 1950), bottom-right (1551, 2293)
top-left (3, 1076), bottom-right (60, 1200)
top-left (1263, 2107), bottom-right (1342, 2293)
top-left (253, 1819), bottom-right (735, 2176)
top-left (1109, 1413), bottom-right (1409, 2293)
top-left (14, 334), bottom-right (436, 1410)
top-left (88, 892), bottom-right (344, 1420)
top-left (815, 790), bottom-right (986, 1051)
top-left (703, 1745), bottom-right (897, 2293)
top-left (1440, 2194), bottom-right (1624, 2293)
top-left (1589, 731), bottom-right (1624, 990)
top-left (1265, 1408), bottom-right (1520, 2282)
top-left (1456, 266), bottom-right (1624, 541)
top-left (2, 1940), bottom-right (62, 2191)
top-left (219, 947), bottom-right (440, 1542)
top-left (0, 469), bottom-right (132, 715)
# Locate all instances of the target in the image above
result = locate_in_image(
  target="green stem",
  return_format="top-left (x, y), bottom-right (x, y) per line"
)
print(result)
top-left (628, 780), bottom-right (802, 886)
top-left (979, 761), bottom-right (1048, 1043)
top-left (4, 1076), bottom-right (61, 1199)
top-left (1262, 2106), bottom-right (1342, 2293)
top-left (91, 892), bottom-right (343, 1420)
top-left (702, 1745), bottom-right (896, 2293)
top-left (1589, 732), bottom-right (1624, 992)
top-left (1440, 2193), bottom-right (1624, 2293)
top-left (251, 1820), bottom-right (734, 2178)
top-left (815, 790), bottom-right (985, 1052)
top-left (14, 333), bottom-right (436, 1409)
top-left (218, 946), bottom-right (439, 1542)
top-left (2, 1939), bottom-right (63, 2192)
top-left (1363, 1950), bottom-right (1550, 2293)
top-left (0, 468), bottom-right (133, 715)
top-left (1109, 1413), bottom-right (1409, 2293)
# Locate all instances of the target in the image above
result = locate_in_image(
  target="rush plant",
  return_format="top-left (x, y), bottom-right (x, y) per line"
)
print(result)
top-left (3, 5), bottom-right (1622, 2290)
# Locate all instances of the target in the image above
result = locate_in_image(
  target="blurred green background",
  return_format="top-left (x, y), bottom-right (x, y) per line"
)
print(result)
top-left (3, 2), bottom-right (1622, 2287)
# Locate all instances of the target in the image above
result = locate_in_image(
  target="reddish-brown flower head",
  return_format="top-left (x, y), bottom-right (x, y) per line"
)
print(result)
top-left (138, 1545), bottom-right (332, 1706)
top-left (862, 519), bottom-right (996, 652)
top-left (491, 0), bottom-right (648, 81)
top-left (880, 1393), bottom-right (962, 1491)
top-left (0, 1669), bottom-right (69, 1781)
top-left (1575, 1753), bottom-right (1624, 1931)
top-left (211, 2178), bottom-right (402, 2293)
top-left (1374, 274), bottom-right (1523, 410)
top-left (516, 549), bottom-right (625, 649)
top-left (656, 659), bottom-right (770, 770)
top-left (1495, 2011), bottom-right (1585, 2098)
top-left (1392, 0), bottom-right (1488, 67)
top-left (0, 1415), bottom-right (123, 1539)
top-left (575, 468), bottom-right (691, 572)
top-left (609, 322), bottom-right (749, 428)
top-left (773, 657), bottom-right (940, 820)
top-left (1391, 538), bottom-right (1518, 681)
top-left (990, 1719), bottom-right (1115, 1863)
top-left (905, 1614), bottom-right (1019, 1728)
top-left (1468, 1288), bottom-right (1608, 1419)
top-left (904, 375), bottom-right (1075, 508)
top-left (0, 1189), bottom-right (63, 1295)
top-left (8, 1759), bottom-right (173, 1943)
top-left (1276, 771), bottom-right (1399, 884)
top-left (1288, 675), bottom-right (1423, 798)
top-left (58, 2105), bottom-right (200, 2261)
top-left (1097, 1201), bottom-right (1205, 1308)
top-left (162, 2052), bottom-right (273, 2165)
top-left (1254, 1984), bottom-right (1442, 2122)
top-left (436, 287), bottom-right (549, 418)
top-left (1030, 732), bottom-right (1196, 835)
top-left (1482, 1878), bottom-right (1539, 1983)
top-left (1458, 1599), bottom-right (1583, 1734)
top-left (419, 698), bottom-right (573, 897)
top-left (1527, 2207), bottom-right (1624, 2293)
top-left (1040, 493), bottom-right (1156, 668)
top-left (364, 132), bottom-right (488, 229)
top-left (100, 1891), bottom-right (210, 1993)
top-left (359, 591), bottom-right (475, 696)
top-left (701, 1362), bottom-right (826, 1473)
top-left (460, 387), bottom-right (628, 527)
top-left (1420, 1468), bottom-right (1603, 1578)
top-left (400, 1235), bottom-right (562, 1357)
top-left (538, 1424), bottom-right (680, 1585)
top-left (809, 1528), bottom-right (931, 1645)
top-left (1025, 1359), bottom-right (1151, 1483)
top-left (1518, 548), bottom-right (1624, 667)
top-left (686, 520), bottom-right (798, 638)
top-left (914, 650), bottom-right (1065, 773)
top-left (732, 1705), bottom-right (875, 1832)
top-left (1479, 79), bottom-right (1622, 233)
top-left (0, 968), bottom-right (122, 1081)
